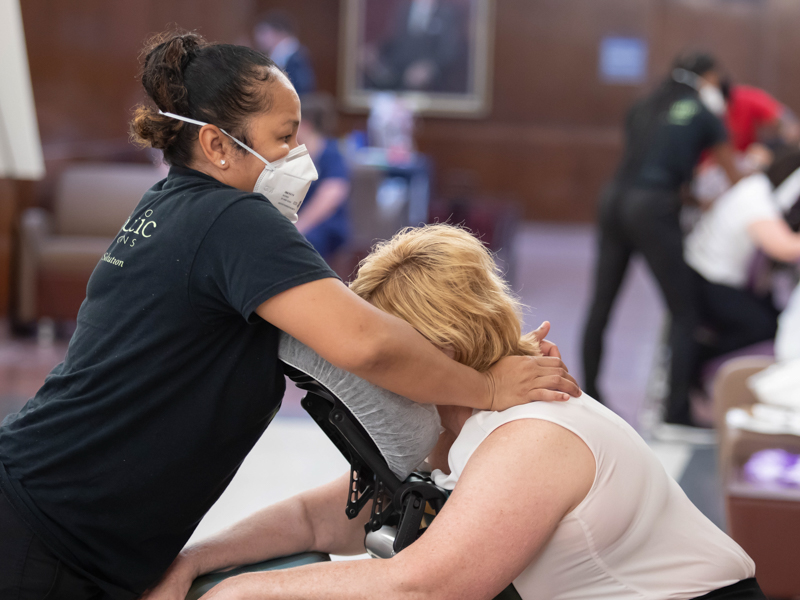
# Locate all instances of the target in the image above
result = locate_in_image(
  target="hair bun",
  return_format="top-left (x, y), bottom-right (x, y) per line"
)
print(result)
top-left (140, 30), bottom-right (207, 114)
top-left (130, 105), bottom-right (182, 150)
top-left (129, 28), bottom-right (276, 167)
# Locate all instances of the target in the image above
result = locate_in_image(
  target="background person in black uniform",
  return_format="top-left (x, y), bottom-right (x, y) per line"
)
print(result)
top-left (581, 53), bottom-right (741, 427)
top-left (0, 32), bottom-right (580, 600)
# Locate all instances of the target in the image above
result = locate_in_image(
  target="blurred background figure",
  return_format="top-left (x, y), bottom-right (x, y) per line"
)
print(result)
top-left (724, 80), bottom-right (800, 153)
top-left (253, 10), bottom-right (316, 95)
top-left (694, 81), bottom-right (800, 204)
top-left (362, 0), bottom-right (466, 93)
top-left (367, 93), bottom-right (416, 161)
top-left (684, 149), bottom-right (800, 390)
top-left (581, 52), bottom-right (741, 427)
top-left (296, 93), bottom-right (351, 262)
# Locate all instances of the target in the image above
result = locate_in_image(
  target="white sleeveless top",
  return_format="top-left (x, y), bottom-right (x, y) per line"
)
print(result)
top-left (432, 394), bottom-right (755, 600)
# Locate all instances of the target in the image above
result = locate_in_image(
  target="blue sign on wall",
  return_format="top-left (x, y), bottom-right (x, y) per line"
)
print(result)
top-left (599, 37), bottom-right (648, 84)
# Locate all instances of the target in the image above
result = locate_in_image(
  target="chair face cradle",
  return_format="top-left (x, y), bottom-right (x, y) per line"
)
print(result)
top-left (283, 364), bottom-right (449, 556)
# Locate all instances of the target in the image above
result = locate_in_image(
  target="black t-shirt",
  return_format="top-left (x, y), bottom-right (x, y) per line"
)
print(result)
top-left (0, 167), bottom-right (336, 597)
top-left (628, 92), bottom-right (728, 191)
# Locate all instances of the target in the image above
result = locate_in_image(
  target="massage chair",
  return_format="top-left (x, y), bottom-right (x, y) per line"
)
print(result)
top-left (186, 335), bottom-right (522, 600)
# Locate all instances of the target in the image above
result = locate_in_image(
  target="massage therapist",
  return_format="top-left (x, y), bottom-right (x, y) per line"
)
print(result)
top-left (0, 31), bottom-right (579, 600)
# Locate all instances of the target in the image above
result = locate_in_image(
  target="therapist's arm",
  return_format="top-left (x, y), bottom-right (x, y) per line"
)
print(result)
top-left (256, 278), bottom-right (580, 411)
top-left (749, 219), bottom-right (800, 263)
top-left (198, 419), bottom-right (596, 600)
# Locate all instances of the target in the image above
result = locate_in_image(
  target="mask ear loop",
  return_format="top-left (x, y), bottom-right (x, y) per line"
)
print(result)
top-left (672, 69), bottom-right (701, 91)
top-left (158, 110), bottom-right (275, 170)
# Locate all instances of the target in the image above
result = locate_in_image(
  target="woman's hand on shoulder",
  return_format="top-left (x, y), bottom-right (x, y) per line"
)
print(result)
top-left (487, 355), bottom-right (579, 410)
top-left (487, 322), bottom-right (580, 411)
top-left (531, 320), bottom-right (562, 358)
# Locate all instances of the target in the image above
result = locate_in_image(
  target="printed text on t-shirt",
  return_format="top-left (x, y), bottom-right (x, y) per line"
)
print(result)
top-left (117, 209), bottom-right (157, 249)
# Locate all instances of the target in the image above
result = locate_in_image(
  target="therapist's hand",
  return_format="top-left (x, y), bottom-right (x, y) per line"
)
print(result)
top-left (486, 355), bottom-right (580, 411)
top-left (531, 321), bottom-right (561, 358)
top-left (486, 321), bottom-right (580, 411)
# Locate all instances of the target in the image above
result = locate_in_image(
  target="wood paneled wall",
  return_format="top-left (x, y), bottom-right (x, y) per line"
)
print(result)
top-left (18, 0), bottom-right (800, 221)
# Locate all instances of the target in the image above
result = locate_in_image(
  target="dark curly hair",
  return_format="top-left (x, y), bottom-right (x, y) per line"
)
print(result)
top-left (130, 30), bottom-right (280, 167)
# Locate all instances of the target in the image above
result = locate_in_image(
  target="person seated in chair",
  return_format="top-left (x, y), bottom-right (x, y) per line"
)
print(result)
top-left (294, 93), bottom-right (351, 262)
top-left (144, 225), bottom-right (764, 600)
top-left (685, 149), bottom-right (800, 373)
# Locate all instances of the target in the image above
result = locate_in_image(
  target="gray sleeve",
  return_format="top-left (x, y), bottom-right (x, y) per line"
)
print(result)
top-left (278, 332), bottom-right (442, 479)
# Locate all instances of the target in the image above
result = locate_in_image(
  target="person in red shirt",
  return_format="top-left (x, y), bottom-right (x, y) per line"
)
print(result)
top-left (724, 83), bottom-right (800, 151)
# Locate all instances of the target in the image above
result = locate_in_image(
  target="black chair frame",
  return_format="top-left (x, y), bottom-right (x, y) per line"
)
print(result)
top-left (284, 364), bottom-right (448, 553)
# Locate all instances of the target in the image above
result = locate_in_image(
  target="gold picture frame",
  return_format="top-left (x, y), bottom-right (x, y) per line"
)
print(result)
top-left (339, 0), bottom-right (495, 118)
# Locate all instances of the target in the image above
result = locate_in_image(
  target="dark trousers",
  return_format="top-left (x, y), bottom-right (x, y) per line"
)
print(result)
top-left (582, 185), bottom-right (701, 424)
top-left (693, 270), bottom-right (779, 365)
top-left (693, 578), bottom-right (767, 599)
top-left (0, 489), bottom-right (108, 600)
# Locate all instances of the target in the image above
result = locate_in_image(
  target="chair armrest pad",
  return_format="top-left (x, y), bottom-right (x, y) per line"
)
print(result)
top-left (185, 552), bottom-right (330, 600)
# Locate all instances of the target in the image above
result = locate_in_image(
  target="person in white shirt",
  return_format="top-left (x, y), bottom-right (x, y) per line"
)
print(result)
top-left (144, 225), bottom-right (764, 600)
top-left (684, 150), bottom-right (800, 369)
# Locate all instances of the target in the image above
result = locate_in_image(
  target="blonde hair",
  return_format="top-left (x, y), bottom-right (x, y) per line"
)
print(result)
top-left (350, 224), bottom-right (540, 372)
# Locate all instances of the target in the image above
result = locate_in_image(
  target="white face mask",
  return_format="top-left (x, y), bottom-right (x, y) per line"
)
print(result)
top-left (698, 85), bottom-right (726, 117)
top-left (159, 111), bottom-right (318, 223)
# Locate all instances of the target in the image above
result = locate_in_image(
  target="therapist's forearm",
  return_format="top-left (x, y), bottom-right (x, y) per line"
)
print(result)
top-left (750, 220), bottom-right (800, 263)
top-left (258, 279), bottom-right (577, 411)
top-left (258, 279), bottom-right (493, 409)
top-left (349, 313), bottom-right (493, 410)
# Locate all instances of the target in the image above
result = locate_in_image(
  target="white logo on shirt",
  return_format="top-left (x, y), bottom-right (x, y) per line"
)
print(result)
top-left (117, 209), bottom-right (157, 249)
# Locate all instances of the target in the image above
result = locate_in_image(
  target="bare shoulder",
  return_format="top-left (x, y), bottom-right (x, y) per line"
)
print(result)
top-left (463, 417), bottom-right (596, 513)
top-left (390, 415), bottom-right (599, 598)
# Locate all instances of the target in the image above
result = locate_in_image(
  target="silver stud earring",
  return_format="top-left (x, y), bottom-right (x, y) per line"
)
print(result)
top-left (220, 160), bottom-right (226, 165)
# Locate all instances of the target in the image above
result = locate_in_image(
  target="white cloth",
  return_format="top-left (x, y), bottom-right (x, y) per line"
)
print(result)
top-left (774, 166), bottom-right (800, 212)
top-left (432, 395), bottom-right (754, 600)
top-left (277, 333), bottom-right (441, 479)
top-left (685, 172), bottom-right (781, 287)
top-left (748, 357), bottom-right (800, 409)
top-left (776, 282), bottom-right (800, 361)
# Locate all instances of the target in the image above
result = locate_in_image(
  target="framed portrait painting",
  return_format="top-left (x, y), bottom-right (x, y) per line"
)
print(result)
top-left (339, 0), bottom-right (495, 118)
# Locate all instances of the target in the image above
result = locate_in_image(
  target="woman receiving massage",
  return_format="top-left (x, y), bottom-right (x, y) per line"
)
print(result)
top-left (145, 224), bottom-right (764, 600)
